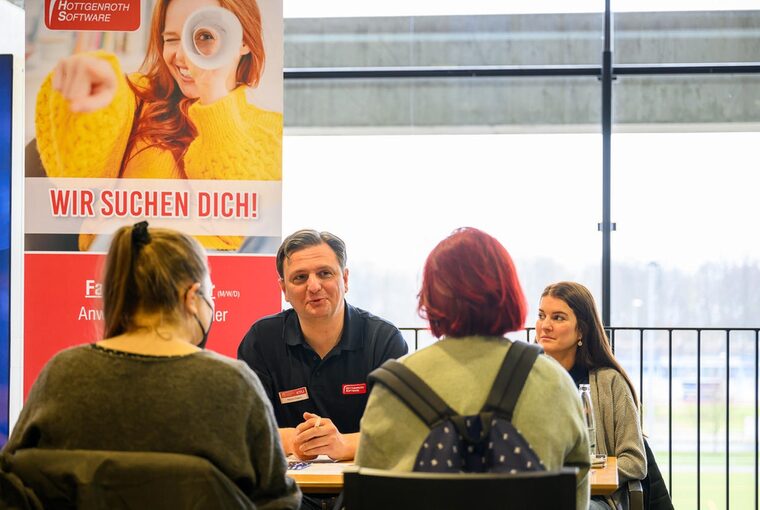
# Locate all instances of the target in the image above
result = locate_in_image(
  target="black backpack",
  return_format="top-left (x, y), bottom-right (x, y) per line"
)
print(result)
top-left (368, 341), bottom-right (545, 474)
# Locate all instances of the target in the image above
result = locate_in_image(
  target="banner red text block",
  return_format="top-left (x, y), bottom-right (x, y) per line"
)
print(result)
top-left (24, 253), bottom-right (280, 397)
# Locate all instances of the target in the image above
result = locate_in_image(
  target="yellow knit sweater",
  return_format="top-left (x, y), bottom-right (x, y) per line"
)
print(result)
top-left (35, 51), bottom-right (283, 251)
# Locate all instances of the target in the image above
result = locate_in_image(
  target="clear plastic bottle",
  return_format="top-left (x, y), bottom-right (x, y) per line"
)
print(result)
top-left (579, 384), bottom-right (597, 458)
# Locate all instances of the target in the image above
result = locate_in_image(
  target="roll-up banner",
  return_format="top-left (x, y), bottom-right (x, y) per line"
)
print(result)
top-left (24, 0), bottom-right (283, 395)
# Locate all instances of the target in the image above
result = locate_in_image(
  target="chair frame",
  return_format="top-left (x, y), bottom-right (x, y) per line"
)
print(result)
top-left (342, 466), bottom-right (579, 510)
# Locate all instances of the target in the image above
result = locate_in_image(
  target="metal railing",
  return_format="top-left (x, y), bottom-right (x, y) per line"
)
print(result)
top-left (399, 326), bottom-right (760, 510)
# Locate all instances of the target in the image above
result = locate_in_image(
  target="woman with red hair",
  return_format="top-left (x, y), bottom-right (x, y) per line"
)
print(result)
top-left (35, 0), bottom-right (280, 251)
top-left (356, 227), bottom-right (592, 509)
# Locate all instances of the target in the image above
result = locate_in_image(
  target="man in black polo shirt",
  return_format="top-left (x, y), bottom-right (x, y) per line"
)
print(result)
top-left (238, 229), bottom-right (408, 462)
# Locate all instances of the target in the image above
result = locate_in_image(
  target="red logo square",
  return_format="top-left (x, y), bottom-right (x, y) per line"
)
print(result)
top-left (342, 383), bottom-right (367, 395)
top-left (45, 0), bottom-right (141, 32)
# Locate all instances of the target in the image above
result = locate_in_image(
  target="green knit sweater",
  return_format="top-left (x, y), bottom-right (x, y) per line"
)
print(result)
top-left (4, 345), bottom-right (300, 510)
top-left (356, 336), bottom-right (591, 510)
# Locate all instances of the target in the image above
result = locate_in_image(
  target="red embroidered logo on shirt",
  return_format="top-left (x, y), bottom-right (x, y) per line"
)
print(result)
top-left (279, 387), bottom-right (309, 404)
top-left (342, 383), bottom-right (367, 395)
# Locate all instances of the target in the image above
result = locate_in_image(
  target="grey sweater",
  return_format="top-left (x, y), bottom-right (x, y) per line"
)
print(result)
top-left (4, 344), bottom-right (300, 510)
top-left (590, 368), bottom-right (647, 509)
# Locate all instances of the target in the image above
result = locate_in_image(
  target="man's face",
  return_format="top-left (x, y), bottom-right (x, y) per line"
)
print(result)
top-left (280, 243), bottom-right (349, 323)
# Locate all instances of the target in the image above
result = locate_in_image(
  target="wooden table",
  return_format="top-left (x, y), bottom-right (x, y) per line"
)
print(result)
top-left (288, 470), bottom-right (346, 494)
top-left (288, 456), bottom-right (620, 496)
top-left (590, 456), bottom-right (619, 496)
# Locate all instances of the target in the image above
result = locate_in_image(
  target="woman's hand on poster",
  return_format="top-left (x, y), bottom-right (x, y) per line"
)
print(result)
top-left (52, 55), bottom-right (117, 113)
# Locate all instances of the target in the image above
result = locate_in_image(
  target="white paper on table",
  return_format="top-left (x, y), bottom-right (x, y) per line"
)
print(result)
top-left (286, 455), bottom-right (353, 475)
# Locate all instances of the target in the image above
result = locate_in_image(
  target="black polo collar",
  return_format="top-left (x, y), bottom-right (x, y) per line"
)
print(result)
top-left (282, 303), bottom-right (363, 352)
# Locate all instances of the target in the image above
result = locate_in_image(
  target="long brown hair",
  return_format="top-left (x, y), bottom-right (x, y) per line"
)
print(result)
top-left (103, 223), bottom-right (209, 338)
top-left (541, 281), bottom-right (639, 405)
top-left (122, 0), bottom-right (266, 174)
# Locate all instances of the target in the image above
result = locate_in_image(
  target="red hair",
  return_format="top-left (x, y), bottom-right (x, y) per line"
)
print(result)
top-left (418, 227), bottom-right (527, 339)
top-left (122, 0), bottom-right (266, 175)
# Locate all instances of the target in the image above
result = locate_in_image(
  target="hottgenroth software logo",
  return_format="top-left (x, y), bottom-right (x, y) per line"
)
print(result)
top-left (45, 0), bottom-right (140, 31)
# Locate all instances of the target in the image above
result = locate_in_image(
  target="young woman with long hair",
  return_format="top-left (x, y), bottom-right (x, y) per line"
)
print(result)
top-left (537, 281), bottom-right (647, 510)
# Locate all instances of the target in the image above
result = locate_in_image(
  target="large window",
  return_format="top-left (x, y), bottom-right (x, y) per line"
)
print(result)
top-left (283, 5), bottom-right (760, 509)
top-left (612, 74), bottom-right (760, 509)
top-left (284, 133), bottom-right (601, 329)
top-left (283, 8), bottom-right (760, 329)
top-left (611, 130), bottom-right (760, 328)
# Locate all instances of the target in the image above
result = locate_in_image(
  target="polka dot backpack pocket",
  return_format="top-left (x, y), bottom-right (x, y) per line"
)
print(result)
top-left (368, 341), bottom-right (545, 474)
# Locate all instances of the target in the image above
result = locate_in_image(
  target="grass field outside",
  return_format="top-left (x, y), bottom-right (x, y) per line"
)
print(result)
top-left (658, 452), bottom-right (756, 510)
top-left (644, 401), bottom-right (757, 509)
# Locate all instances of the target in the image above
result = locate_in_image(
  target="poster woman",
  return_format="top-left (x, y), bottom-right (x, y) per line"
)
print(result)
top-left (34, 0), bottom-right (281, 251)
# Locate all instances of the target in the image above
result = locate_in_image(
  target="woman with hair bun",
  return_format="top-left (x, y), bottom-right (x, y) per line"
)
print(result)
top-left (3, 222), bottom-right (300, 508)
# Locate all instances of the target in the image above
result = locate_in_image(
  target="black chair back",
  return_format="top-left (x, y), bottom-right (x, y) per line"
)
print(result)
top-left (1, 449), bottom-right (255, 510)
top-left (342, 466), bottom-right (578, 510)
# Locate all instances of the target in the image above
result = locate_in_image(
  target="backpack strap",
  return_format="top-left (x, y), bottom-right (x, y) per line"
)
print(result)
top-left (483, 341), bottom-right (543, 421)
top-left (368, 360), bottom-right (456, 428)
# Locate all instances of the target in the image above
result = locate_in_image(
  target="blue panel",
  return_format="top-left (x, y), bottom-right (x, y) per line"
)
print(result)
top-left (0, 54), bottom-right (12, 446)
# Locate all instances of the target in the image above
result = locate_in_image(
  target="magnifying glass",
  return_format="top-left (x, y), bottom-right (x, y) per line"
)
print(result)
top-left (181, 6), bottom-right (243, 70)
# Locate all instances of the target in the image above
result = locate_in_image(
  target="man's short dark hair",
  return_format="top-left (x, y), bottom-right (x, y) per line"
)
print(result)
top-left (276, 229), bottom-right (347, 278)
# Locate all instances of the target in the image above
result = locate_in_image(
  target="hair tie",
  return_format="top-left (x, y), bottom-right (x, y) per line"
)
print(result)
top-left (132, 221), bottom-right (151, 251)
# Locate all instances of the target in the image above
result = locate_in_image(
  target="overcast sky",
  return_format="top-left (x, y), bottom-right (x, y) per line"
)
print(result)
top-left (284, 132), bottom-right (760, 276)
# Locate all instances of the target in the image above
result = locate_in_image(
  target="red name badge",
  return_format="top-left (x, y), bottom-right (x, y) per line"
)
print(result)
top-left (279, 387), bottom-right (309, 404)
top-left (342, 383), bottom-right (367, 395)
